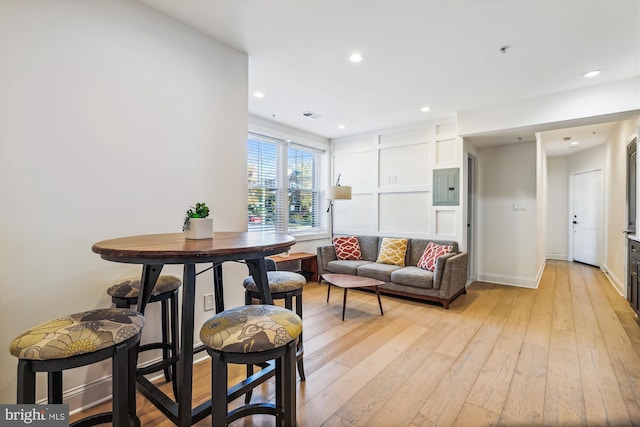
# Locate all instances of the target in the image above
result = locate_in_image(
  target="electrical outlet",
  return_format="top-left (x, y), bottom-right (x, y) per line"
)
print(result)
top-left (204, 293), bottom-right (214, 311)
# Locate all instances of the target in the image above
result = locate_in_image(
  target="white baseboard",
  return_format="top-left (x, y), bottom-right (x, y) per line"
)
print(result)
top-left (478, 261), bottom-right (548, 289)
top-left (600, 263), bottom-right (625, 297)
top-left (546, 253), bottom-right (569, 261)
top-left (477, 273), bottom-right (539, 289)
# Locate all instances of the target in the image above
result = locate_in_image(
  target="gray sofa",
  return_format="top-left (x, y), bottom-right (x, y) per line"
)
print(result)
top-left (317, 236), bottom-right (468, 309)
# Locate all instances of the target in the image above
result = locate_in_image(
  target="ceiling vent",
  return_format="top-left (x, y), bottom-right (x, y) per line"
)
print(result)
top-left (302, 111), bottom-right (323, 119)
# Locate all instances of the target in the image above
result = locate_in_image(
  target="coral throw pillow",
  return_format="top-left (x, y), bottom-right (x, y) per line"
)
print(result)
top-left (418, 242), bottom-right (453, 271)
top-left (333, 236), bottom-right (363, 260)
top-left (376, 238), bottom-right (408, 266)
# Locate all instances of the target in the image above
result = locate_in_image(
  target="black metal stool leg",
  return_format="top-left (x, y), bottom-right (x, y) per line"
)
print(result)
top-left (275, 354), bottom-right (284, 427)
top-left (169, 289), bottom-right (180, 401)
top-left (161, 297), bottom-right (171, 382)
top-left (211, 352), bottom-right (227, 427)
top-left (244, 291), bottom-right (255, 404)
top-left (48, 371), bottom-right (63, 404)
top-left (112, 342), bottom-right (129, 427)
top-left (295, 294), bottom-right (305, 381)
top-left (128, 343), bottom-right (139, 425)
top-left (283, 340), bottom-right (297, 427)
top-left (17, 360), bottom-right (35, 404)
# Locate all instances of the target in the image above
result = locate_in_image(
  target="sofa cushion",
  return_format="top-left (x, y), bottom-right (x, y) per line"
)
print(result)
top-left (376, 238), bottom-right (408, 266)
top-left (327, 260), bottom-right (373, 275)
top-left (357, 262), bottom-right (402, 282)
top-left (418, 242), bottom-right (453, 271)
top-left (356, 235), bottom-right (381, 261)
top-left (390, 267), bottom-right (434, 289)
top-left (333, 236), bottom-right (363, 260)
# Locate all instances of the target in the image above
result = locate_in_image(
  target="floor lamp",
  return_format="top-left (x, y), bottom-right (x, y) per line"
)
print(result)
top-left (327, 174), bottom-right (352, 242)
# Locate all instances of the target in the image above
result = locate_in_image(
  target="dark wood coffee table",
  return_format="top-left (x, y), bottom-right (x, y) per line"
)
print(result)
top-left (322, 273), bottom-right (385, 320)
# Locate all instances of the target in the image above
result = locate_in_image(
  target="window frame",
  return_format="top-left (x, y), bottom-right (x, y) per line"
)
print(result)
top-left (247, 131), bottom-right (327, 237)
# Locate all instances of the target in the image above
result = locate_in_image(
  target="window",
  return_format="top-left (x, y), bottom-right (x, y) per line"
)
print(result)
top-left (247, 132), bottom-right (326, 234)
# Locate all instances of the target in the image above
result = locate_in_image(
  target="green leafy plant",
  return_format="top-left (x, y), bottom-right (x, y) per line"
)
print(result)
top-left (183, 202), bottom-right (210, 231)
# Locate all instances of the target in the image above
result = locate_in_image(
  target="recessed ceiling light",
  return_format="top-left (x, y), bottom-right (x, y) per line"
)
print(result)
top-left (420, 106), bottom-right (430, 112)
top-left (584, 70), bottom-right (601, 78)
top-left (338, 124), bottom-right (346, 129)
top-left (571, 141), bottom-right (579, 146)
top-left (349, 53), bottom-right (363, 63)
top-left (253, 91), bottom-right (265, 98)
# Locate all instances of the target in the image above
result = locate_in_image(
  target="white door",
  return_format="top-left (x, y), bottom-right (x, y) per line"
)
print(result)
top-left (572, 170), bottom-right (602, 266)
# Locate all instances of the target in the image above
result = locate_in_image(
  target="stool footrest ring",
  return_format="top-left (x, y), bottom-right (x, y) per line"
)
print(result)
top-left (227, 403), bottom-right (280, 424)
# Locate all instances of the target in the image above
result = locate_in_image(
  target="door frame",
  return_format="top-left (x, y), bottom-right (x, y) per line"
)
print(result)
top-left (466, 153), bottom-right (477, 282)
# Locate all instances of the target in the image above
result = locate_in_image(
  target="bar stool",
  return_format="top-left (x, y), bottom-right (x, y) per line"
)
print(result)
top-left (9, 308), bottom-right (145, 427)
top-left (243, 269), bottom-right (306, 387)
top-left (200, 304), bottom-right (302, 427)
top-left (107, 275), bottom-right (179, 391)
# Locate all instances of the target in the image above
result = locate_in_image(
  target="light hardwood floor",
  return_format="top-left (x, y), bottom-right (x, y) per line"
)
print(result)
top-left (72, 260), bottom-right (640, 426)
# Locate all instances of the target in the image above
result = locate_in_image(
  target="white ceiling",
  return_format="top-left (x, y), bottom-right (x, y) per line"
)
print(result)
top-left (140, 0), bottom-right (640, 154)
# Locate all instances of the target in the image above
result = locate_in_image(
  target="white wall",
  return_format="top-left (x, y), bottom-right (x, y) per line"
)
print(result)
top-left (477, 142), bottom-right (539, 287)
top-left (536, 136), bottom-right (547, 281)
top-left (330, 121), bottom-right (465, 246)
top-left (458, 77), bottom-right (640, 137)
top-left (546, 156), bottom-right (569, 259)
top-left (0, 0), bottom-right (248, 406)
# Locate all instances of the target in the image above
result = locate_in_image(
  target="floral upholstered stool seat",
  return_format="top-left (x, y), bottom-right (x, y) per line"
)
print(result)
top-left (243, 268), bottom-right (307, 389)
top-left (9, 308), bottom-right (145, 427)
top-left (107, 275), bottom-right (180, 393)
top-left (200, 304), bottom-right (302, 427)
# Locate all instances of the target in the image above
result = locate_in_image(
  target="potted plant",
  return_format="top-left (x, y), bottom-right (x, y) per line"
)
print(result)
top-left (183, 202), bottom-right (213, 239)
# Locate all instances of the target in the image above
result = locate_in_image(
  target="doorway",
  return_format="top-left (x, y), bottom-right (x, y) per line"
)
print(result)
top-left (626, 137), bottom-right (637, 235)
top-left (467, 154), bottom-right (476, 281)
top-left (572, 169), bottom-right (603, 267)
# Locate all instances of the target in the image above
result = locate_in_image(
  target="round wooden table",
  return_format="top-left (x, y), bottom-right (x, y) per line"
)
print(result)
top-left (92, 232), bottom-right (295, 426)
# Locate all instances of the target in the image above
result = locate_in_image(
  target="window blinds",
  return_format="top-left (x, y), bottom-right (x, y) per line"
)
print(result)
top-left (247, 132), bottom-right (326, 233)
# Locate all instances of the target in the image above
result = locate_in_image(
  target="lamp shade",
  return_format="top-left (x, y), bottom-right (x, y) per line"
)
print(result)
top-left (327, 185), bottom-right (352, 200)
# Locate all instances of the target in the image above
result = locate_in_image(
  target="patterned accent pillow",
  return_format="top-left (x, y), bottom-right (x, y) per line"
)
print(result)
top-left (333, 236), bottom-right (363, 260)
top-left (376, 238), bottom-right (408, 266)
top-left (418, 242), bottom-right (453, 271)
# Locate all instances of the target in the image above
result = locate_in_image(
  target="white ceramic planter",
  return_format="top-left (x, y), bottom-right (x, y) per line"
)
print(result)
top-left (184, 218), bottom-right (213, 239)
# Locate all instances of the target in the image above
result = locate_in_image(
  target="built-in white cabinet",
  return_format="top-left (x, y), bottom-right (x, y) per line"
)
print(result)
top-left (629, 238), bottom-right (640, 316)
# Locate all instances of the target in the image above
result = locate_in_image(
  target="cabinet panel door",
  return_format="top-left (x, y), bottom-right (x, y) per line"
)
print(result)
top-left (629, 241), bottom-right (640, 315)
top-left (633, 260), bottom-right (640, 315)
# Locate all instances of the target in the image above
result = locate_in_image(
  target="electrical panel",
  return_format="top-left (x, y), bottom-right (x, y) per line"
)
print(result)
top-left (433, 168), bottom-right (459, 206)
